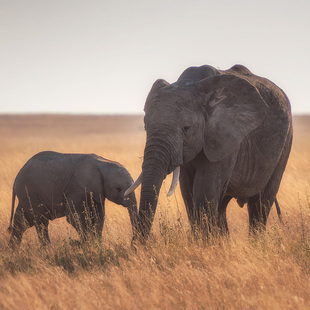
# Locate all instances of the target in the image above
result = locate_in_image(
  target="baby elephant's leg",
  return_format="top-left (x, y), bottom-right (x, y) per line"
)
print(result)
top-left (89, 200), bottom-right (105, 239)
top-left (8, 203), bottom-right (34, 248)
top-left (34, 215), bottom-right (51, 245)
top-left (65, 196), bottom-right (105, 242)
top-left (65, 197), bottom-right (88, 241)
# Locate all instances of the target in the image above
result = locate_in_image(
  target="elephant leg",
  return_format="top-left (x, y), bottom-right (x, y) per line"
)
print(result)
top-left (65, 199), bottom-right (87, 241)
top-left (192, 170), bottom-right (223, 235)
top-left (179, 166), bottom-right (196, 231)
top-left (197, 193), bottom-right (231, 238)
top-left (248, 134), bottom-right (292, 235)
top-left (91, 200), bottom-right (105, 239)
top-left (194, 192), bottom-right (219, 236)
top-left (218, 195), bottom-right (232, 235)
top-left (191, 172), bottom-right (219, 236)
top-left (247, 176), bottom-right (280, 234)
top-left (83, 196), bottom-right (105, 239)
top-left (8, 203), bottom-right (34, 248)
top-left (247, 175), bottom-right (281, 234)
top-left (34, 216), bottom-right (50, 245)
top-left (65, 195), bottom-right (104, 242)
top-left (82, 195), bottom-right (105, 239)
top-left (191, 152), bottom-right (236, 236)
top-left (247, 192), bottom-right (273, 233)
top-left (180, 162), bottom-right (219, 234)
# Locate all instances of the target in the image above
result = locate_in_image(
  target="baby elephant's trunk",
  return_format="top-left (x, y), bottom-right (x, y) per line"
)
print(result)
top-left (124, 192), bottom-right (138, 235)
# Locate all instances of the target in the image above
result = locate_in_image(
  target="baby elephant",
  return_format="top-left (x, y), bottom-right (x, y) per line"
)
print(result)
top-left (8, 151), bottom-right (137, 247)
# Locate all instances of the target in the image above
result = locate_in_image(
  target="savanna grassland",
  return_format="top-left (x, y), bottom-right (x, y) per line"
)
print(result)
top-left (0, 114), bottom-right (309, 309)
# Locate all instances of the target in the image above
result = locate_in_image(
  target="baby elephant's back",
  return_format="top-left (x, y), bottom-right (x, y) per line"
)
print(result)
top-left (14, 151), bottom-right (80, 205)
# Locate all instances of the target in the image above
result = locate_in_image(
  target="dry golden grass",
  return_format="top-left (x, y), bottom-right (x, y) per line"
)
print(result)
top-left (0, 114), bottom-right (309, 309)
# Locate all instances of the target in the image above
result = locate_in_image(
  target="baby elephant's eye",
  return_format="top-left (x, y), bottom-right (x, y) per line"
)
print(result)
top-left (116, 187), bottom-right (122, 192)
top-left (182, 126), bottom-right (190, 135)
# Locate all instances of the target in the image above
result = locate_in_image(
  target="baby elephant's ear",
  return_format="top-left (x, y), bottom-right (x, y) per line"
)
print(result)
top-left (196, 75), bottom-right (268, 162)
top-left (75, 159), bottom-right (103, 201)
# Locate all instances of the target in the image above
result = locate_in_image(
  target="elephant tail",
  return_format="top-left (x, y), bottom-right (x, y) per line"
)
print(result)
top-left (7, 188), bottom-right (16, 234)
top-left (275, 197), bottom-right (283, 223)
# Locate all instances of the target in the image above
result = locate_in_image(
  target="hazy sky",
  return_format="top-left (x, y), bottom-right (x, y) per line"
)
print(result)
top-left (1, 0), bottom-right (309, 114)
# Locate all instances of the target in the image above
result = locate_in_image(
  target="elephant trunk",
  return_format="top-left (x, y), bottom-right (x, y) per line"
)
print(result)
top-left (134, 139), bottom-right (173, 240)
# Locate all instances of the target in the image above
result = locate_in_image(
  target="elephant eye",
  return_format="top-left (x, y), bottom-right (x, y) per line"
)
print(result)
top-left (116, 187), bottom-right (122, 192)
top-left (182, 126), bottom-right (190, 135)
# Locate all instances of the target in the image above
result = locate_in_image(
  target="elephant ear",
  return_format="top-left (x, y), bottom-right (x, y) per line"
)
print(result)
top-left (197, 74), bottom-right (268, 162)
top-left (75, 158), bottom-right (104, 202)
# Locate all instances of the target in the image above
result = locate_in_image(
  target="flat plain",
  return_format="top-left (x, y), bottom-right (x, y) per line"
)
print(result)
top-left (0, 114), bottom-right (309, 309)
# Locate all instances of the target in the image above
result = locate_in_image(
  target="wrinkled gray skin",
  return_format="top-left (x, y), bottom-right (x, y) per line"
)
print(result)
top-left (131, 64), bottom-right (292, 240)
top-left (8, 151), bottom-right (137, 247)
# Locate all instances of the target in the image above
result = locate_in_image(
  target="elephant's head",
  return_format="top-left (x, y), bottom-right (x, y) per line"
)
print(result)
top-left (126, 67), bottom-right (268, 240)
top-left (76, 156), bottom-right (138, 234)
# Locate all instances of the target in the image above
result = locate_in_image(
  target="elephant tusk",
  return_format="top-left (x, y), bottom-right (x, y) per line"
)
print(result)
top-left (124, 172), bottom-right (142, 196)
top-left (167, 166), bottom-right (180, 196)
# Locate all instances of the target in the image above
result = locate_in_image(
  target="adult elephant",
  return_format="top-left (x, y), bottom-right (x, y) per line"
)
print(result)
top-left (8, 151), bottom-right (137, 247)
top-left (126, 64), bottom-right (292, 240)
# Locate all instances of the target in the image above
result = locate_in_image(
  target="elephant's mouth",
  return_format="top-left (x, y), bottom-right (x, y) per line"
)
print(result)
top-left (167, 155), bottom-right (183, 175)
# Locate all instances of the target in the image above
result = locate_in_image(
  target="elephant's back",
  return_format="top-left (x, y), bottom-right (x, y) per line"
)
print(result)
top-left (17, 151), bottom-right (77, 176)
top-left (30, 151), bottom-right (85, 161)
top-left (226, 65), bottom-right (292, 115)
top-left (14, 151), bottom-right (78, 202)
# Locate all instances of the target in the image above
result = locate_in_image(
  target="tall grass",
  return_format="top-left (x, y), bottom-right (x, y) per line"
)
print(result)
top-left (0, 115), bottom-right (309, 309)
